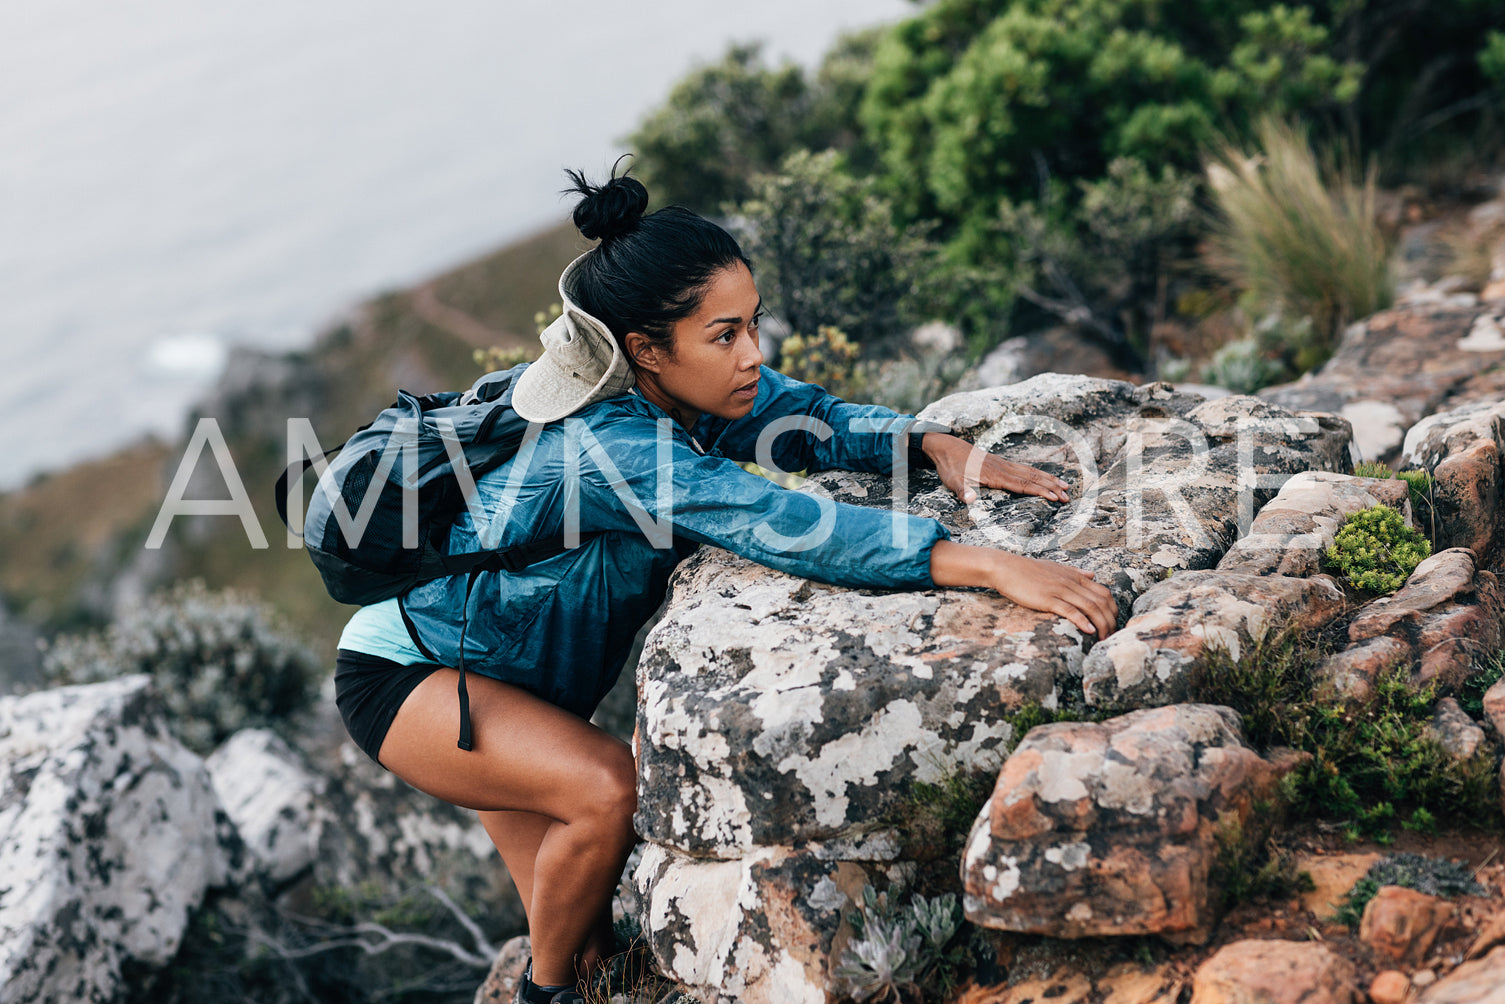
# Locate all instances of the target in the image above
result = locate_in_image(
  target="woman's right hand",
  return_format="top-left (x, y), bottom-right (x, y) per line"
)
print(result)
top-left (929, 540), bottom-right (1118, 640)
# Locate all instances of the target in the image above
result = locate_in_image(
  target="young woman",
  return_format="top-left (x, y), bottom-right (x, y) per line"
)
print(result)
top-left (332, 168), bottom-right (1117, 1004)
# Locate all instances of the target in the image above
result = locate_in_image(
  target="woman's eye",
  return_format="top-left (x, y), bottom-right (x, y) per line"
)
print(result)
top-left (717, 329), bottom-right (736, 343)
top-left (750, 312), bottom-right (763, 329)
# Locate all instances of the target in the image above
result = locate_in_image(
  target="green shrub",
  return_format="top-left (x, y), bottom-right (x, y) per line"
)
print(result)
top-left (1194, 629), bottom-right (1500, 840)
top-left (1324, 504), bottom-right (1430, 594)
top-left (732, 149), bottom-right (938, 351)
top-left (42, 580), bottom-right (321, 755)
top-left (777, 326), bottom-right (865, 401)
top-left (1204, 117), bottom-right (1392, 354)
top-left (627, 37), bottom-right (882, 213)
top-left (1201, 335), bottom-right (1287, 394)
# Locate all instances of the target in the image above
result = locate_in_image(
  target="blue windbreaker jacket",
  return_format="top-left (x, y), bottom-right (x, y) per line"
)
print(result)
top-left (384, 366), bottom-right (952, 718)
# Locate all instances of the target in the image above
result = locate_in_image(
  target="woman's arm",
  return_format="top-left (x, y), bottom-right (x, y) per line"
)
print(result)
top-left (921, 432), bottom-right (1072, 504)
top-left (928, 539), bottom-right (1118, 640)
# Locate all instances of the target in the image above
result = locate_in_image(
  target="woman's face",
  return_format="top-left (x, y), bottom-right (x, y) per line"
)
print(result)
top-left (631, 262), bottom-right (765, 426)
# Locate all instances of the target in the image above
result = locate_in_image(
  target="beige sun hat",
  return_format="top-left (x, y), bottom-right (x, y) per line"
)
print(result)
top-left (511, 252), bottom-right (635, 423)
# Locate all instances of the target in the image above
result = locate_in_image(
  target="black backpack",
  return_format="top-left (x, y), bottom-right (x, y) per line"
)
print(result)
top-left (274, 363), bottom-right (567, 607)
top-left (274, 363), bottom-right (573, 751)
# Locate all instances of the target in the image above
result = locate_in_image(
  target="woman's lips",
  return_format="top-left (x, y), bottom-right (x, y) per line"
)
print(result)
top-left (733, 379), bottom-right (760, 400)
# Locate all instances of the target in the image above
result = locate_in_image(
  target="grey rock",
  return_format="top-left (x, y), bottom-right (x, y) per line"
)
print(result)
top-left (1080, 571), bottom-right (1347, 710)
top-left (1319, 548), bottom-right (1505, 701)
top-left (633, 842), bottom-right (887, 1004)
top-left (207, 728), bottom-right (325, 887)
top-left (0, 676), bottom-right (234, 1004)
top-left (1428, 698), bottom-right (1486, 762)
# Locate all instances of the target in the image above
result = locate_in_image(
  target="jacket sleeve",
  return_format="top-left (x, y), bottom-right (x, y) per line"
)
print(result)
top-left (697, 366), bottom-right (951, 477)
top-left (575, 408), bottom-right (950, 590)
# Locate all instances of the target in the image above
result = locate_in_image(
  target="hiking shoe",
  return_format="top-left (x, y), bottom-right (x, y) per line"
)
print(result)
top-left (512, 960), bottom-right (586, 1004)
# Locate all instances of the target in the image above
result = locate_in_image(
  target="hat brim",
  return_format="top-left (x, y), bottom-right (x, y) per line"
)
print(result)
top-left (511, 254), bottom-right (635, 423)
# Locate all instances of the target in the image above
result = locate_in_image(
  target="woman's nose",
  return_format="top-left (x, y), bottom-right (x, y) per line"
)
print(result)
top-left (742, 331), bottom-right (764, 369)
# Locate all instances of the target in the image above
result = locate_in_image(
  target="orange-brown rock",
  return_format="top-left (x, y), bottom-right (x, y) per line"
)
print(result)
top-left (1415, 944), bottom-right (1505, 1003)
top-left (1481, 675), bottom-right (1505, 739)
top-left (1189, 939), bottom-right (1357, 1004)
top-left (1369, 970), bottom-right (1412, 1004)
top-left (1359, 886), bottom-right (1455, 964)
top-left (1466, 905), bottom-right (1505, 960)
top-left (472, 935), bottom-right (531, 1003)
top-left (1401, 398), bottom-right (1505, 560)
top-left (1318, 549), bottom-right (1504, 700)
top-left (964, 705), bottom-right (1291, 944)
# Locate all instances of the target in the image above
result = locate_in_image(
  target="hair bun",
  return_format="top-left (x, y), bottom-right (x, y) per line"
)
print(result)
top-left (566, 166), bottom-right (649, 242)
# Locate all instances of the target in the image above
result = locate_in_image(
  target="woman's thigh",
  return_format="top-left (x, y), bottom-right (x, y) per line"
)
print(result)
top-left (377, 667), bottom-right (634, 819)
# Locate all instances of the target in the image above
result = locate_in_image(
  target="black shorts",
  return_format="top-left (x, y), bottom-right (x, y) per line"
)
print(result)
top-left (334, 650), bottom-right (441, 765)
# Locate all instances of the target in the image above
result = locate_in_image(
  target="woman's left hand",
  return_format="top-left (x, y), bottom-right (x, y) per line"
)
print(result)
top-left (922, 432), bottom-right (1072, 504)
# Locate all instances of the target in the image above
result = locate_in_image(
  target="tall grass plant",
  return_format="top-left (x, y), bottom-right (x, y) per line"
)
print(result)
top-left (1204, 117), bottom-right (1393, 359)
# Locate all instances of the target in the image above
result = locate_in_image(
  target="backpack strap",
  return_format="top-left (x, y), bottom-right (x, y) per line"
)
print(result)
top-left (401, 534), bottom-right (578, 752)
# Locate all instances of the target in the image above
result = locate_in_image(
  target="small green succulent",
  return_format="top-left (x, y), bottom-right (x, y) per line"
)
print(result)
top-left (1325, 504), bottom-right (1430, 594)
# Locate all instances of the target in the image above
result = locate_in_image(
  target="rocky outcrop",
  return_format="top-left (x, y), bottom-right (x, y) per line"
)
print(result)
top-left (1260, 302), bottom-right (1505, 463)
top-left (0, 676), bottom-right (235, 1004)
top-left (1080, 571), bottom-right (1346, 710)
top-left (960, 704), bottom-right (1290, 945)
top-left (632, 376), bottom-right (1348, 1002)
top-left (1079, 469), bottom-right (1407, 710)
top-left (1318, 548), bottom-right (1504, 701)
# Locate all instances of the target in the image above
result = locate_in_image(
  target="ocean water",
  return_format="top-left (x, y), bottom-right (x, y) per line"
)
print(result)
top-left (0, 0), bottom-right (910, 490)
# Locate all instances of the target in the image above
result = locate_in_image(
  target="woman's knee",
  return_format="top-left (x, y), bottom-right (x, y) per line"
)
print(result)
top-left (584, 740), bottom-right (638, 832)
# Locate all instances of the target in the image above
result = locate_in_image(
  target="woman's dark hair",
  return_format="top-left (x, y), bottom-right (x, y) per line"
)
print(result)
top-left (563, 161), bottom-right (750, 353)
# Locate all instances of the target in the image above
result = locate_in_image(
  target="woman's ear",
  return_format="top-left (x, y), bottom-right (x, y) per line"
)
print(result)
top-left (624, 331), bottom-right (665, 373)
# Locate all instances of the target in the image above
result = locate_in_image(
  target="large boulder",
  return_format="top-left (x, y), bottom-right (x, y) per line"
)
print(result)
top-left (0, 676), bottom-right (236, 1004)
top-left (632, 843), bottom-right (881, 1004)
top-left (962, 704), bottom-right (1291, 945)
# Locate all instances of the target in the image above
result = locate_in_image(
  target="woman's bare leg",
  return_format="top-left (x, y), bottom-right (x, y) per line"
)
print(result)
top-left (477, 810), bottom-right (618, 979)
top-left (377, 668), bottom-right (636, 989)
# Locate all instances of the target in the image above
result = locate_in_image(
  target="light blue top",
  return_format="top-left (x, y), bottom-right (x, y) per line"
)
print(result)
top-left (338, 599), bottom-right (423, 665)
